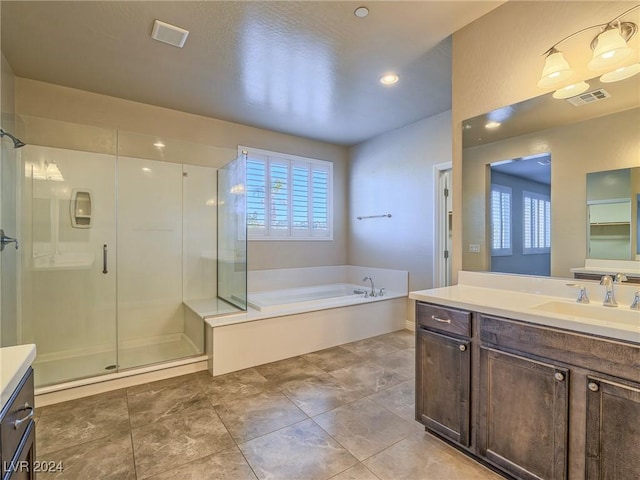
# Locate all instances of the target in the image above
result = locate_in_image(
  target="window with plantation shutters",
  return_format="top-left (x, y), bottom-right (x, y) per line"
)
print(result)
top-left (523, 190), bottom-right (551, 254)
top-left (490, 184), bottom-right (512, 256)
top-left (242, 147), bottom-right (333, 240)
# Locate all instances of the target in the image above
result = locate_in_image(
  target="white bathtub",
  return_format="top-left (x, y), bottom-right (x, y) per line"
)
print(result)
top-left (203, 266), bottom-right (410, 376)
top-left (248, 283), bottom-right (368, 312)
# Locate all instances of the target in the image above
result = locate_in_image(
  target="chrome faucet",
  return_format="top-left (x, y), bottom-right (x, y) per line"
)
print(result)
top-left (631, 291), bottom-right (640, 310)
top-left (615, 272), bottom-right (628, 284)
top-left (599, 275), bottom-right (617, 307)
top-left (566, 283), bottom-right (589, 304)
top-left (362, 276), bottom-right (375, 297)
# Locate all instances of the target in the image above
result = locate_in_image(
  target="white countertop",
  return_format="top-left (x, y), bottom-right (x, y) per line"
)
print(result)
top-left (1, 344), bottom-right (37, 411)
top-left (570, 259), bottom-right (640, 277)
top-left (409, 272), bottom-right (640, 345)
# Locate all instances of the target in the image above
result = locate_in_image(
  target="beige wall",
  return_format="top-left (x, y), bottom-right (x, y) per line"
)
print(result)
top-left (451, 1), bottom-right (638, 281)
top-left (15, 78), bottom-right (349, 270)
top-left (348, 110), bottom-right (452, 291)
top-left (462, 108), bottom-right (640, 278)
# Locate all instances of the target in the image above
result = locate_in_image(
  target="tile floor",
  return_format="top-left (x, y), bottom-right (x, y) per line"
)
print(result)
top-left (35, 329), bottom-right (502, 480)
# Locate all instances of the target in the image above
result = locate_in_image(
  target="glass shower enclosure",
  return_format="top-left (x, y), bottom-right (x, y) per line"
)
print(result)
top-left (15, 116), bottom-right (247, 388)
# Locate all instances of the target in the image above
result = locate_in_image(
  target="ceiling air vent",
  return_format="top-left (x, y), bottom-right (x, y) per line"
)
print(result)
top-left (151, 20), bottom-right (189, 48)
top-left (565, 88), bottom-right (611, 107)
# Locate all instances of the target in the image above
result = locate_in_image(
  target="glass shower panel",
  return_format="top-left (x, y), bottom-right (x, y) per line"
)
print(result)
top-left (217, 153), bottom-right (247, 310)
top-left (0, 124), bottom-right (19, 347)
top-left (116, 156), bottom-right (194, 369)
top-left (22, 145), bottom-right (118, 387)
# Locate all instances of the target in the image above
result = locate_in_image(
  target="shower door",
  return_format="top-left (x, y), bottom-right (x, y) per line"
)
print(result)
top-left (22, 145), bottom-right (118, 386)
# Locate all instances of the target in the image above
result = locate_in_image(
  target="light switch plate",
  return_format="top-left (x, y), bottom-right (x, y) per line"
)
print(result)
top-left (469, 244), bottom-right (480, 253)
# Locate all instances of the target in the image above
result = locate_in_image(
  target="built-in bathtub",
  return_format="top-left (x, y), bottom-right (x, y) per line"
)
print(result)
top-left (198, 266), bottom-right (410, 376)
top-left (247, 283), bottom-right (372, 312)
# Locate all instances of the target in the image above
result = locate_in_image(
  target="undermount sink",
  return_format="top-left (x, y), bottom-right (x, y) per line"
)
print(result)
top-left (531, 301), bottom-right (639, 327)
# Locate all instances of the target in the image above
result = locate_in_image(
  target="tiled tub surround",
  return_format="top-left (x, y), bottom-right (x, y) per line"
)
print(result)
top-left (195, 266), bottom-right (409, 376)
top-left (32, 330), bottom-right (501, 480)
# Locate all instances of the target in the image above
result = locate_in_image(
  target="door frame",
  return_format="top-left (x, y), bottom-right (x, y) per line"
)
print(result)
top-left (433, 162), bottom-right (452, 287)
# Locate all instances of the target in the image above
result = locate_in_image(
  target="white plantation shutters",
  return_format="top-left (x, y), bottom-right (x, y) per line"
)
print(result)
top-left (523, 191), bottom-right (551, 254)
top-left (491, 185), bottom-right (512, 256)
top-left (243, 147), bottom-right (332, 240)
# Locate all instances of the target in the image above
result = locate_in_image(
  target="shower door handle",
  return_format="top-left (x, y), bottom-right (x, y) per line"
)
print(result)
top-left (0, 229), bottom-right (19, 252)
top-left (102, 244), bottom-right (108, 274)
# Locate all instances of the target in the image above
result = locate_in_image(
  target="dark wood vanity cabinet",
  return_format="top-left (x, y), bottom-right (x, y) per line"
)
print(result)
top-left (415, 303), bottom-right (471, 447)
top-left (585, 376), bottom-right (640, 480)
top-left (415, 301), bottom-right (640, 480)
top-left (478, 347), bottom-right (569, 480)
top-left (1, 368), bottom-right (36, 480)
top-left (416, 329), bottom-right (470, 446)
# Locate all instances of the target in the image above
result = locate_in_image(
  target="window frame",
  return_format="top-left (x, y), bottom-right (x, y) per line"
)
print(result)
top-left (490, 184), bottom-right (513, 256)
top-left (522, 190), bottom-right (551, 255)
top-left (240, 146), bottom-right (333, 241)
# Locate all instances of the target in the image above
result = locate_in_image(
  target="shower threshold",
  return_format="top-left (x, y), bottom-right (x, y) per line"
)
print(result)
top-left (33, 335), bottom-right (202, 389)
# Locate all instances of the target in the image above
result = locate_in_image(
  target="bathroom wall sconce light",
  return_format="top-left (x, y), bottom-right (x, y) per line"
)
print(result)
top-left (537, 4), bottom-right (639, 96)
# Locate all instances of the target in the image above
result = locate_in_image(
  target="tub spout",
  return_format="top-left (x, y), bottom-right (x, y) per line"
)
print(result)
top-left (362, 276), bottom-right (375, 297)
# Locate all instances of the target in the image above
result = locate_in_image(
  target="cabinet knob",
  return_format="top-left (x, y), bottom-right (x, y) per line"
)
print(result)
top-left (554, 372), bottom-right (565, 382)
top-left (588, 382), bottom-right (599, 392)
top-left (458, 344), bottom-right (467, 352)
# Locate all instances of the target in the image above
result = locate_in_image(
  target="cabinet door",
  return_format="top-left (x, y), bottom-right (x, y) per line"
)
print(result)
top-left (585, 376), bottom-right (640, 480)
top-left (416, 328), bottom-right (470, 446)
top-left (479, 347), bottom-right (568, 480)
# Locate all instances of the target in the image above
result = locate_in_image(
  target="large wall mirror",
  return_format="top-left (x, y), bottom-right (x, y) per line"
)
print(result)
top-left (461, 76), bottom-right (640, 279)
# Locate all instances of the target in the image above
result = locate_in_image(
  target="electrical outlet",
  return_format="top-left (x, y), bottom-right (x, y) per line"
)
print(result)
top-left (469, 244), bottom-right (480, 253)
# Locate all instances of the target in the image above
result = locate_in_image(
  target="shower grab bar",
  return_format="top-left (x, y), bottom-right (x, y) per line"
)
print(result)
top-left (356, 213), bottom-right (392, 220)
top-left (103, 244), bottom-right (108, 274)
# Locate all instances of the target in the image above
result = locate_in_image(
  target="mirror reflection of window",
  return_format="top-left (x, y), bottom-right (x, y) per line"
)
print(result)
top-left (523, 191), bottom-right (551, 255)
top-left (489, 154), bottom-right (551, 276)
top-left (490, 185), bottom-right (512, 256)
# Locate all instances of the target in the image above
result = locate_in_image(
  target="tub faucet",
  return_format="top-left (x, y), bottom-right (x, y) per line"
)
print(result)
top-left (600, 275), bottom-right (617, 307)
top-left (362, 276), bottom-right (375, 297)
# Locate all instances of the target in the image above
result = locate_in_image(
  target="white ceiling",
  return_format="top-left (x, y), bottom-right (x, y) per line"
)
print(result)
top-left (1, 1), bottom-right (503, 146)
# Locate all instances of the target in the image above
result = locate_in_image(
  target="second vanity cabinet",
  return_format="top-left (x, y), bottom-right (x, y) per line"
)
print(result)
top-left (415, 301), bottom-right (640, 480)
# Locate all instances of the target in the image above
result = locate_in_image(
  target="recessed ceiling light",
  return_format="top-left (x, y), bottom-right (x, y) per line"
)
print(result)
top-left (354, 7), bottom-right (369, 18)
top-left (153, 141), bottom-right (165, 148)
top-left (485, 121), bottom-right (501, 129)
top-left (380, 73), bottom-right (399, 85)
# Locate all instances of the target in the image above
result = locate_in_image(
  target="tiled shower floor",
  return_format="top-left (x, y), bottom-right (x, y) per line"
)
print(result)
top-left (34, 330), bottom-right (501, 479)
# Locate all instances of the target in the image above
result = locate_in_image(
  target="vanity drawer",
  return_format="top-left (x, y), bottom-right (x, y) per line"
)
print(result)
top-left (1, 368), bottom-right (35, 478)
top-left (416, 302), bottom-right (472, 338)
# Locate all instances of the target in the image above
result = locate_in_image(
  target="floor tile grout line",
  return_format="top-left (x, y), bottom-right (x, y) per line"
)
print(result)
top-left (125, 389), bottom-right (140, 480)
top-left (308, 396), bottom-right (421, 464)
top-left (213, 390), bottom-right (311, 445)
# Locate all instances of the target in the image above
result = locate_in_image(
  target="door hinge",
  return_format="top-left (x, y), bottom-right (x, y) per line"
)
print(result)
top-left (444, 250), bottom-right (449, 259)
top-left (444, 187), bottom-right (449, 197)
